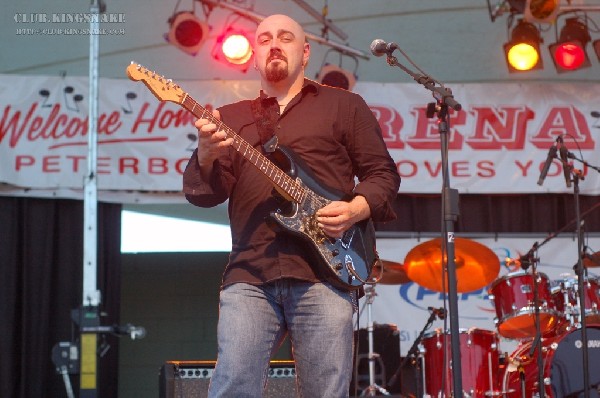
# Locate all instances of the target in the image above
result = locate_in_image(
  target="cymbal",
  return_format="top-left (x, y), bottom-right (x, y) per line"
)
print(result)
top-left (374, 260), bottom-right (411, 285)
top-left (403, 237), bottom-right (499, 293)
top-left (584, 251), bottom-right (600, 268)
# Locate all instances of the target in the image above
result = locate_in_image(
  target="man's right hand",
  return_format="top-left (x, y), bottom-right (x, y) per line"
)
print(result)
top-left (195, 109), bottom-right (234, 175)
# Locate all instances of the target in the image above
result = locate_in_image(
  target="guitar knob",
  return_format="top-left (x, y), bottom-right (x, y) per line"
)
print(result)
top-left (334, 263), bottom-right (343, 271)
top-left (331, 249), bottom-right (340, 256)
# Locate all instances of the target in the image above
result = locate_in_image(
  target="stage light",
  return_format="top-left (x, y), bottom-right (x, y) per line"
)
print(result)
top-left (317, 64), bottom-right (356, 91)
top-left (549, 18), bottom-right (592, 73)
top-left (165, 11), bottom-right (210, 56)
top-left (504, 19), bottom-right (543, 72)
top-left (211, 27), bottom-right (254, 72)
top-left (507, 0), bottom-right (560, 23)
top-left (316, 50), bottom-right (358, 91)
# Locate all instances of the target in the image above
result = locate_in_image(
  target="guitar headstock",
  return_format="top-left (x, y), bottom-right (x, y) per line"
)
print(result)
top-left (126, 62), bottom-right (185, 104)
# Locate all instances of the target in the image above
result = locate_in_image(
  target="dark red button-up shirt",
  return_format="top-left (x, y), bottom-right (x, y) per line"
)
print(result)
top-left (183, 79), bottom-right (400, 288)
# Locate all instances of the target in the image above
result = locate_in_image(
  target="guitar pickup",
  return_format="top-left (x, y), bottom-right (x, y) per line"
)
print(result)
top-left (340, 228), bottom-right (355, 250)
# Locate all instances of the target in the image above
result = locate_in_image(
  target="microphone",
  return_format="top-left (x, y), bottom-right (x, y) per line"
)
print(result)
top-left (428, 306), bottom-right (446, 320)
top-left (558, 137), bottom-right (572, 188)
top-left (505, 253), bottom-right (535, 271)
top-left (370, 39), bottom-right (399, 57)
top-left (118, 324), bottom-right (146, 340)
top-left (79, 323), bottom-right (147, 340)
top-left (537, 138), bottom-right (559, 186)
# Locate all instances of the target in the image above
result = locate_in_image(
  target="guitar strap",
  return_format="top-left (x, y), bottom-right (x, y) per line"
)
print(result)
top-left (250, 92), bottom-right (280, 154)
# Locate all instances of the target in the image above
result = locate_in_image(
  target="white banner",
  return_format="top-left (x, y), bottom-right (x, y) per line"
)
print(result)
top-left (1, 73), bottom-right (599, 202)
top-left (366, 236), bottom-right (600, 357)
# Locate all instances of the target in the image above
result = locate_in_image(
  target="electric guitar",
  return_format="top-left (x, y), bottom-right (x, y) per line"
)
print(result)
top-left (126, 62), bottom-right (377, 290)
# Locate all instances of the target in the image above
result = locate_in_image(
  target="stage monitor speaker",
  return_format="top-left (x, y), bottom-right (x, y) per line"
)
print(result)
top-left (159, 360), bottom-right (296, 398)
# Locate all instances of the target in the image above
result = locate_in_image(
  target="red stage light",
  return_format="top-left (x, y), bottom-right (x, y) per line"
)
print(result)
top-left (212, 28), bottom-right (254, 72)
top-left (165, 12), bottom-right (209, 56)
top-left (548, 18), bottom-right (591, 73)
top-left (552, 42), bottom-right (586, 70)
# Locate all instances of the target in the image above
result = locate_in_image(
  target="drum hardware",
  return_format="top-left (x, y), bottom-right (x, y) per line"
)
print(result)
top-left (357, 284), bottom-right (391, 397)
top-left (386, 306), bottom-right (442, 397)
top-left (354, 260), bottom-right (409, 396)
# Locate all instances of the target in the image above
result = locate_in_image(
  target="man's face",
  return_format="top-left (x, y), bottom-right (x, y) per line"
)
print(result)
top-left (254, 15), bottom-right (309, 83)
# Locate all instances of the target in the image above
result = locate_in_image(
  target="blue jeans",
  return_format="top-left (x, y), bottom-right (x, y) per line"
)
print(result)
top-left (207, 279), bottom-right (355, 398)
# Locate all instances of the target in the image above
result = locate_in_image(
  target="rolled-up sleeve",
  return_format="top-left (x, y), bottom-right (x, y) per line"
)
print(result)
top-left (349, 96), bottom-right (400, 222)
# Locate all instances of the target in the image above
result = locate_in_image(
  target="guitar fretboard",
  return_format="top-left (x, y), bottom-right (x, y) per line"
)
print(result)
top-left (182, 95), bottom-right (307, 204)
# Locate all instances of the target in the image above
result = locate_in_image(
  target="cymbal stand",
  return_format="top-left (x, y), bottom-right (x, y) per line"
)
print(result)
top-left (360, 285), bottom-right (390, 396)
top-left (521, 245), bottom-right (545, 398)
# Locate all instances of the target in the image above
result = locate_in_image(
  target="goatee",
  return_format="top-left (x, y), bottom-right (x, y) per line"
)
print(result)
top-left (266, 64), bottom-right (288, 82)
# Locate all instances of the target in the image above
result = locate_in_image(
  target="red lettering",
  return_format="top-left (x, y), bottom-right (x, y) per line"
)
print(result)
top-left (131, 101), bottom-right (164, 133)
top-left (370, 105), bottom-right (404, 149)
top-left (119, 157), bottom-right (139, 174)
top-left (65, 155), bottom-right (86, 172)
top-left (477, 161), bottom-right (495, 178)
top-left (175, 158), bottom-right (189, 174)
top-left (15, 155), bottom-right (35, 170)
top-left (42, 155), bottom-right (60, 172)
top-left (397, 160), bottom-right (418, 178)
top-left (97, 157), bottom-right (111, 174)
top-left (424, 161), bottom-right (442, 177)
top-left (468, 106), bottom-right (534, 150)
top-left (531, 106), bottom-right (595, 149)
top-left (149, 158), bottom-right (168, 174)
top-left (515, 160), bottom-right (533, 176)
top-left (97, 111), bottom-right (122, 135)
top-left (452, 161), bottom-right (470, 177)
top-left (0, 103), bottom-right (38, 147)
top-left (406, 107), bottom-right (466, 150)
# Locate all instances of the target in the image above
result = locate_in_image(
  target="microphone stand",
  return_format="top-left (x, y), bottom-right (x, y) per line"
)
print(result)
top-left (560, 148), bottom-right (591, 398)
top-left (383, 51), bottom-right (463, 397)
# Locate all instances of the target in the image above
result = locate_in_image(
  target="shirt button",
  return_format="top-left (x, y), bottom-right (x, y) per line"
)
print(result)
top-left (277, 125), bottom-right (281, 129)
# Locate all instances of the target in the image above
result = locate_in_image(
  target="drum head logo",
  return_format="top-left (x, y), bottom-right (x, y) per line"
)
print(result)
top-left (575, 339), bottom-right (583, 348)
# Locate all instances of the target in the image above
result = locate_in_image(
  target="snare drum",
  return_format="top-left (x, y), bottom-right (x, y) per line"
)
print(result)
top-left (488, 271), bottom-right (560, 339)
top-left (420, 328), bottom-right (501, 398)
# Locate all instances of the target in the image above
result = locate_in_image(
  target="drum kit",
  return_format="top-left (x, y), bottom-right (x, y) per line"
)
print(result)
top-left (358, 238), bottom-right (600, 398)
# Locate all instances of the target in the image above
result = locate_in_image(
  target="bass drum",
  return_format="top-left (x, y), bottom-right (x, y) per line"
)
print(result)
top-left (420, 328), bottom-right (501, 398)
top-left (502, 325), bottom-right (600, 397)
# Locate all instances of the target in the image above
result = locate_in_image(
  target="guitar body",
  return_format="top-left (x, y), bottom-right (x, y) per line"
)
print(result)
top-left (269, 146), bottom-right (377, 290)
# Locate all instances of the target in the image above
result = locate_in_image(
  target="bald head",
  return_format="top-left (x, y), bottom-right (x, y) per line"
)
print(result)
top-left (255, 14), bottom-right (306, 45)
top-left (253, 14), bottom-right (310, 85)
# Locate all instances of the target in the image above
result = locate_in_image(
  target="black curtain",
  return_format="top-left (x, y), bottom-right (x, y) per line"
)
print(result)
top-left (0, 197), bottom-right (122, 398)
top-left (377, 193), bottom-right (600, 234)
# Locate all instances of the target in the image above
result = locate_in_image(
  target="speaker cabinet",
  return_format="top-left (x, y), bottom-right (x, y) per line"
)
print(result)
top-left (159, 360), bottom-right (296, 398)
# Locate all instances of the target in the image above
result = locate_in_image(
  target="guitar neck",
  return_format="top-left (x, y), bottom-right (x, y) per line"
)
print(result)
top-left (181, 94), bottom-right (305, 203)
